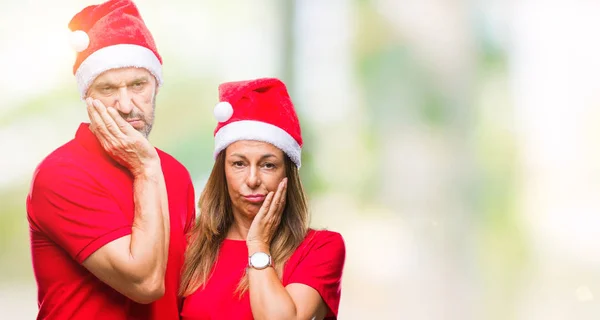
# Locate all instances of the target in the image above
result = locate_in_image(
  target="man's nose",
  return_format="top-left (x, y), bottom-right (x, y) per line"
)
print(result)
top-left (115, 87), bottom-right (134, 114)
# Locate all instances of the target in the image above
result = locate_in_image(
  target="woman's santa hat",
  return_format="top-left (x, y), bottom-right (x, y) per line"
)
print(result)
top-left (68, 0), bottom-right (162, 99)
top-left (213, 78), bottom-right (303, 168)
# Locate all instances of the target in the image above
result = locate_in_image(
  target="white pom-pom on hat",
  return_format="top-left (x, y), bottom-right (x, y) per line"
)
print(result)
top-left (214, 101), bottom-right (234, 122)
top-left (70, 30), bottom-right (90, 52)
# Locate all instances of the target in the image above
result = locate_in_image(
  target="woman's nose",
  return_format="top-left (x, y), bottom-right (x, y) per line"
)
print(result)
top-left (246, 166), bottom-right (261, 188)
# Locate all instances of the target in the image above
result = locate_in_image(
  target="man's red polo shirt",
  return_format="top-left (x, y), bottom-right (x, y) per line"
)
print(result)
top-left (26, 123), bottom-right (196, 320)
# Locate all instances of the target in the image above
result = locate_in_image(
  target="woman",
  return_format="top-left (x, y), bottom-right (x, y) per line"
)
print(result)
top-left (179, 78), bottom-right (346, 320)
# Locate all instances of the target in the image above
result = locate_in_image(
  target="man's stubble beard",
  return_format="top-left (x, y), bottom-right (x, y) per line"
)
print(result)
top-left (141, 94), bottom-right (156, 139)
top-left (120, 95), bottom-right (156, 139)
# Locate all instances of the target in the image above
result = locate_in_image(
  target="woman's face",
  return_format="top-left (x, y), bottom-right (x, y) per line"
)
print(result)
top-left (224, 140), bottom-right (287, 219)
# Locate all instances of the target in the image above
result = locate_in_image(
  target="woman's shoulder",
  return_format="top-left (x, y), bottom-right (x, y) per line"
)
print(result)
top-left (298, 229), bottom-right (345, 253)
top-left (306, 228), bottom-right (343, 241)
top-left (284, 228), bottom-right (346, 279)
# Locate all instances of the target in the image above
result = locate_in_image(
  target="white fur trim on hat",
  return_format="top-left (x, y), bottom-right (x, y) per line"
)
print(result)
top-left (75, 44), bottom-right (163, 99)
top-left (214, 120), bottom-right (302, 168)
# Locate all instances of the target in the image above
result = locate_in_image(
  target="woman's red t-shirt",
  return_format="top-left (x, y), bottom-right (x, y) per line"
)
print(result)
top-left (181, 229), bottom-right (346, 320)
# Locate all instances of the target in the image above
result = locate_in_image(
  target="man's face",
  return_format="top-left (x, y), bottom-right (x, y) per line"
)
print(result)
top-left (87, 67), bottom-right (157, 138)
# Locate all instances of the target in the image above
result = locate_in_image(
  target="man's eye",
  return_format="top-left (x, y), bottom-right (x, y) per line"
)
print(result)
top-left (99, 86), bottom-right (115, 95)
top-left (131, 82), bottom-right (144, 90)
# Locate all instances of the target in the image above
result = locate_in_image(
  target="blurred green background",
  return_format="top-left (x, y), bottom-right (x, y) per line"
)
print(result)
top-left (2, 0), bottom-right (600, 319)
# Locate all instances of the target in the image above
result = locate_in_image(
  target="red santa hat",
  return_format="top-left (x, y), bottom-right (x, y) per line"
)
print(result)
top-left (68, 0), bottom-right (163, 99)
top-left (213, 78), bottom-right (303, 168)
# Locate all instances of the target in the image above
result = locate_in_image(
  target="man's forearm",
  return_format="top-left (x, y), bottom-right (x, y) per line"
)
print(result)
top-left (129, 163), bottom-right (170, 286)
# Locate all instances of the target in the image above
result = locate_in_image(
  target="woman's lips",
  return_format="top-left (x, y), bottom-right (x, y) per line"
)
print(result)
top-left (244, 194), bottom-right (266, 203)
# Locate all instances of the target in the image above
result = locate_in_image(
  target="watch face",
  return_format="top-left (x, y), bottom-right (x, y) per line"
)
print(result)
top-left (250, 252), bottom-right (270, 269)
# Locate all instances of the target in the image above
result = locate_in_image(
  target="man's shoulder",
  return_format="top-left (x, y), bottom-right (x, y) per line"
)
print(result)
top-left (28, 144), bottom-right (95, 215)
top-left (156, 148), bottom-right (192, 180)
top-left (34, 139), bottom-right (80, 176)
top-left (32, 136), bottom-right (110, 190)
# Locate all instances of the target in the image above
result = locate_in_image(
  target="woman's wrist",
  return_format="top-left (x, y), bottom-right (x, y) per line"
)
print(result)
top-left (246, 241), bottom-right (270, 255)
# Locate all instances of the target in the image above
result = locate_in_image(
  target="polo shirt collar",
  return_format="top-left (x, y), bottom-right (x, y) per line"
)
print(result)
top-left (75, 122), bottom-right (121, 166)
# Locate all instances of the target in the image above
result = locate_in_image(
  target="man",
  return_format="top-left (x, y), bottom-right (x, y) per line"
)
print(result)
top-left (26, 1), bottom-right (196, 319)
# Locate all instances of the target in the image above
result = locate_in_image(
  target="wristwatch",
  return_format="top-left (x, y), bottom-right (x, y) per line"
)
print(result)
top-left (248, 252), bottom-right (272, 270)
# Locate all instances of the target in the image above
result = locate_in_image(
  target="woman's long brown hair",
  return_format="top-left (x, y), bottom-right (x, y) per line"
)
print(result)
top-left (179, 151), bottom-right (309, 296)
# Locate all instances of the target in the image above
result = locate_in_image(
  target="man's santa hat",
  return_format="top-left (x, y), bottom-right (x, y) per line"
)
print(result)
top-left (213, 78), bottom-right (303, 168)
top-left (68, 0), bottom-right (162, 99)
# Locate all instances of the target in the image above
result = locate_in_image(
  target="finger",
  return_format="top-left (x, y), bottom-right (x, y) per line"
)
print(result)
top-left (86, 99), bottom-right (94, 123)
top-left (276, 177), bottom-right (288, 210)
top-left (273, 178), bottom-right (288, 228)
top-left (86, 100), bottom-right (98, 134)
top-left (280, 177), bottom-right (288, 209)
top-left (87, 98), bottom-right (109, 136)
top-left (274, 178), bottom-right (288, 221)
top-left (256, 192), bottom-right (275, 219)
top-left (93, 100), bottom-right (124, 138)
top-left (86, 97), bottom-right (95, 122)
top-left (267, 178), bottom-right (286, 218)
top-left (276, 178), bottom-right (288, 208)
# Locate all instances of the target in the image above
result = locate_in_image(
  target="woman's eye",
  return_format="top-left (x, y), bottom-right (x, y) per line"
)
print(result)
top-left (233, 161), bottom-right (244, 167)
top-left (263, 163), bottom-right (275, 169)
